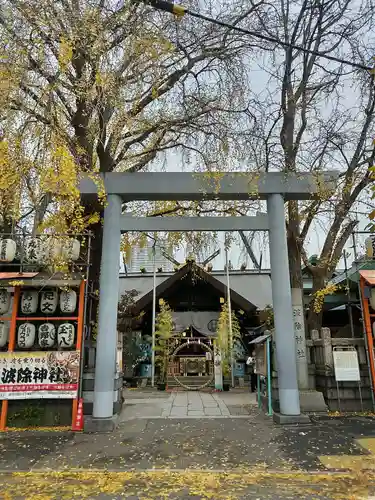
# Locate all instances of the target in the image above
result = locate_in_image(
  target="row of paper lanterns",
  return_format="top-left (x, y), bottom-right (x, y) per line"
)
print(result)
top-left (0, 289), bottom-right (77, 315)
top-left (0, 237), bottom-right (80, 264)
top-left (0, 322), bottom-right (75, 348)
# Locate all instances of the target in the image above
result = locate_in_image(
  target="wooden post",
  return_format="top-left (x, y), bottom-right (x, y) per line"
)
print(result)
top-left (0, 286), bottom-right (20, 431)
top-left (72, 280), bottom-right (86, 430)
top-left (360, 277), bottom-right (375, 400)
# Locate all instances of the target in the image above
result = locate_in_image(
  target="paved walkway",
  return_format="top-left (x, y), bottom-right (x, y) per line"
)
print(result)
top-left (120, 389), bottom-right (257, 421)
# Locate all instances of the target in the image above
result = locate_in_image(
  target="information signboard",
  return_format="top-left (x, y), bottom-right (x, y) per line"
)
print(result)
top-left (333, 349), bottom-right (360, 382)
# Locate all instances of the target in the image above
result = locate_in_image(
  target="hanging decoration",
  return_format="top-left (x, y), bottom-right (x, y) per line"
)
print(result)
top-left (62, 238), bottom-right (80, 261)
top-left (18, 323), bottom-right (36, 348)
top-left (59, 289), bottom-right (77, 313)
top-left (58, 323), bottom-right (75, 348)
top-left (0, 239), bottom-right (16, 262)
top-left (365, 236), bottom-right (375, 259)
top-left (40, 290), bottom-right (58, 314)
top-left (20, 291), bottom-right (38, 314)
top-left (38, 323), bottom-right (56, 348)
top-left (25, 238), bottom-right (45, 264)
top-left (0, 289), bottom-right (10, 314)
top-left (49, 238), bottom-right (63, 260)
top-left (0, 322), bottom-right (9, 347)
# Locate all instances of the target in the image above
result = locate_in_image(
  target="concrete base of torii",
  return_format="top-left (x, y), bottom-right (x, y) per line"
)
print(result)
top-left (299, 390), bottom-right (328, 414)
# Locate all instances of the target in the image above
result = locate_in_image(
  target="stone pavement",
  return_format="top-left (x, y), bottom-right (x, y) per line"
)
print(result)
top-left (120, 389), bottom-right (256, 420)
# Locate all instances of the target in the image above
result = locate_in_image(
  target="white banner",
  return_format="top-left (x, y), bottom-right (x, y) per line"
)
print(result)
top-left (0, 351), bottom-right (80, 400)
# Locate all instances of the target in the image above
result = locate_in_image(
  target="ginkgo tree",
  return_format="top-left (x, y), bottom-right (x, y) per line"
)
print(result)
top-left (0, 0), bottom-right (265, 277)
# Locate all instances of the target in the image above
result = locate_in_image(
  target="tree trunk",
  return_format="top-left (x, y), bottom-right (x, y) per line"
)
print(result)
top-left (307, 271), bottom-right (326, 332)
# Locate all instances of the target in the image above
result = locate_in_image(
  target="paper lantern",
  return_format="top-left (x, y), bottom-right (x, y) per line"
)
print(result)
top-left (62, 238), bottom-right (80, 261)
top-left (370, 289), bottom-right (375, 311)
top-left (21, 291), bottom-right (38, 314)
top-left (0, 322), bottom-right (9, 347)
top-left (48, 238), bottom-right (63, 260)
top-left (365, 236), bottom-right (375, 259)
top-left (0, 239), bottom-right (16, 263)
top-left (0, 289), bottom-right (10, 314)
top-left (59, 289), bottom-right (77, 314)
top-left (18, 323), bottom-right (36, 348)
top-left (38, 323), bottom-right (56, 348)
top-left (58, 323), bottom-right (75, 348)
top-left (40, 290), bottom-right (58, 314)
top-left (25, 238), bottom-right (45, 263)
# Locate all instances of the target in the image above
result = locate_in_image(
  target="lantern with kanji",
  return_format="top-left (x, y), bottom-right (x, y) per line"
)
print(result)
top-left (49, 238), bottom-right (63, 260)
top-left (21, 290), bottom-right (38, 314)
top-left (365, 236), bottom-right (375, 259)
top-left (25, 238), bottom-right (45, 263)
top-left (0, 239), bottom-right (16, 262)
top-left (38, 323), bottom-right (56, 348)
top-left (0, 289), bottom-right (10, 314)
top-left (58, 323), bottom-right (75, 348)
top-left (0, 322), bottom-right (9, 347)
top-left (62, 238), bottom-right (80, 261)
top-left (40, 290), bottom-right (58, 314)
top-left (59, 289), bottom-right (77, 314)
top-left (18, 323), bottom-right (36, 348)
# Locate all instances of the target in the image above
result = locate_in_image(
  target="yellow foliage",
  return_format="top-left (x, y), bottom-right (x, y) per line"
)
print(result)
top-left (58, 37), bottom-right (73, 72)
top-left (0, 138), bottom-right (27, 223)
top-left (312, 283), bottom-right (341, 313)
top-left (216, 303), bottom-right (241, 376)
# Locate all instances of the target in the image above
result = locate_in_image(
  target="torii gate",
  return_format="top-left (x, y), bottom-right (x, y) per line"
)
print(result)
top-left (80, 171), bottom-right (337, 430)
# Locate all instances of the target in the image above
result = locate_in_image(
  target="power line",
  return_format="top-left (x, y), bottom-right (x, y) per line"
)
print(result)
top-left (144, 0), bottom-right (374, 72)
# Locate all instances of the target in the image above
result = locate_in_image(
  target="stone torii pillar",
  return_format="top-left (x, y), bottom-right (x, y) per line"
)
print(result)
top-left (92, 194), bottom-right (122, 429)
top-left (267, 194), bottom-right (305, 421)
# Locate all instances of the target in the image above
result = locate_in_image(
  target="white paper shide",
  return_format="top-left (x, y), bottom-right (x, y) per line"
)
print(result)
top-left (18, 323), bottom-right (36, 348)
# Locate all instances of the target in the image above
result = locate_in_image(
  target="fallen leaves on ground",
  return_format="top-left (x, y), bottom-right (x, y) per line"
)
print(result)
top-left (327, 411), bottom-right (375, 418)
top-left (0, 469), bottom-right (373, 499)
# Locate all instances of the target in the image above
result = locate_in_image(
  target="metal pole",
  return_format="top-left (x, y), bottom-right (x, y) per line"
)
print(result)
top-left (267, 194), bottom-right (300, 416)
top-left (336, 379), bottom-right (341, 413)
top-left (225, 241), bottom-right (235, 388)
top-left (151, 242), bottom-right (157, 387)
top-left (267, 337), bottom-right (272, 416)
top-left (93, 194), bottom-right (122, 419)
